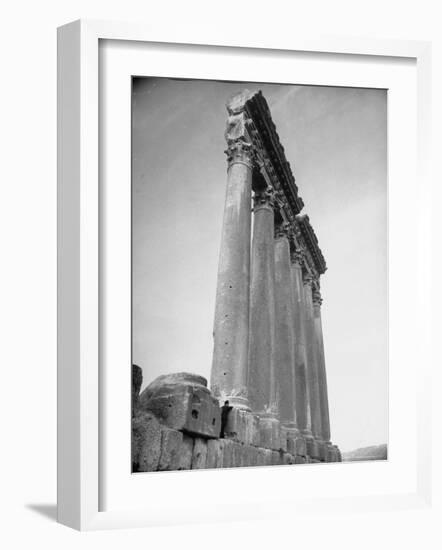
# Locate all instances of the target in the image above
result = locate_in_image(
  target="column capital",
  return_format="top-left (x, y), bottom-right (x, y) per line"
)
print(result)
top-left (253, 186), bottom-right (276, 211)
top-left (225, 139), bottom-right (255, 169)
top-left (312, 288), bottom-right (323, 306)
top-left (290, 247), bottom-right (305, 268)
top-left (302, 271), bottom-right (313, 286)
top-left (274, 222), bottom-right (291, 240)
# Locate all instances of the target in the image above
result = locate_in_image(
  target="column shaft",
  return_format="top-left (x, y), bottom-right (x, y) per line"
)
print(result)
top-left (291, 258), bottom-right (312, 437)
top-left (313, 293), bottom-right (331, 443)
top-left (248, 190), bottom-right (276, 413)
top-left (274, 228), bottom-right (297, 428)
top-left (303, 277), bottom-right (322, 440)
top-left (210, 141), bottom-right (253, 409)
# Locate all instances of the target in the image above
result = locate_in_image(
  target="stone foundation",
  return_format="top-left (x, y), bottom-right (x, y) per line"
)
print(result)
top-left (133, 372), bottom-right (342, 472)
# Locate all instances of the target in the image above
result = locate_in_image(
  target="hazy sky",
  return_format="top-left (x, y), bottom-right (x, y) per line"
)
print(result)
top-left (132, 77), bottom-right (387, 452)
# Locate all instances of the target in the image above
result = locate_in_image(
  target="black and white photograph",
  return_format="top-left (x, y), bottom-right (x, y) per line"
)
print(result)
top-left (131, 77), bottom-right (388, 472)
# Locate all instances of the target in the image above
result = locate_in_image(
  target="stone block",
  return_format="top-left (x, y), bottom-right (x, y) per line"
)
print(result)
top-left (139, 372), bottom-right (221, 439)
top-left (244, 445), bottom-right (259, 467)
top-left (158, 427), bottom-right (183, 471)
top-left (294, 456), bottom-right (306, 464)
top-left (286, 436), bottom-right (296, 455)
top-left (191, 437), bottom-right (208, 469)
top-left (279, 426), bottom-right (289, 453)
top-left (206, 439), bottom-right (223, 469)
top-left (318, 441), bottom-right (328, 462)
top-left (262, 448), bottom-right (273, 466)
top-left (259, 415), bottom-right (281, 450)
top-left (295, 436), bottom-right (307, 457)
top-left (225, 408), bottom-right (259, 445)
top-left (255, 447), bottom-right (266, 466)
top-left (177, 435), bottom-right (194, 470)
top-left (132, 364), bottom-right (143, 417)
top-left (271, 450), bottom-right (282, 466)
top-left (232, 441), bottom-right (244, 467)
top-left (281, 452), bottom-right (295, 465)
top-left (306, 438), bottom-right (320, 460)
top-left (246, 413), bottom-right (261, 446)
top-left (221, 439), bottom-right (236, 468)
top-left (132, 411), bottom-right (162, 472)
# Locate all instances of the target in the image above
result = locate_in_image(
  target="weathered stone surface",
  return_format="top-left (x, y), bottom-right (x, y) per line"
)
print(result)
top-left (335, 447), bottom-right (342, 462)
top-left (288, 435), bottom-right (307, 456)
top-left (158, 426), bottom-right (183, 471)
top-left (132, 364), bottom-right (143, 417)
top-left (274, 231), bottom-right (297, 427)
top-left (224, 407), bottom-right (246, 442)
top-left (318, 441), bottom-right (328, 462)
top-left (281, 452), bottom-right (295, 465)
top-left (132, 411), bottom-right (162, 472)
top-left (206, 439), bottom-right (223, 469)
top-left (210, 126), bottom-right (253, 410)
top-left (295, 456), bottom-right (306, 464)
top-left (280, 426), bottom-right (289, 452)
top-left (246, 413), bottom-right (261, 446)
top-left (192, 438), bottom-right (208, 469)
top-left (286, 435), bottom-right (296, 455)
top-left (303, 276), bottom-right (323, 441)
top-left (248, 190), bottom-right (277, 416)
top-left (221, 439), bottom-right (236, 468)
top-left (233, 441), bottom-right (245, 467)
top-left (259, 415), bottom-right (281, 450)
top-left (271, 451), bottom-right (281, 466)
top-left (224, 409), bottom-right (261, 446)
top-left (263, 448), bottom-right (273, 466)
top-left (178, 435), bottom-right (194, 470)
top-left (139, 373), bottom-right (221, 439)
top-left (306, 438), bottom-right (320, 460)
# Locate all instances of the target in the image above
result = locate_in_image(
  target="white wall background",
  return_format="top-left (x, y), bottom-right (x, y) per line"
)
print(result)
top-left (1, 0), bottom-right (441, 547)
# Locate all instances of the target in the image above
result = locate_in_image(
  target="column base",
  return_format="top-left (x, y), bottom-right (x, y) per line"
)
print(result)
top-left (226, 395), bottom-right (251, 411)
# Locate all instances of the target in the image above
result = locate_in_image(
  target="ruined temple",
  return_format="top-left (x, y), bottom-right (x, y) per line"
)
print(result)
top-left (132, 90), bottom-right (342, 472)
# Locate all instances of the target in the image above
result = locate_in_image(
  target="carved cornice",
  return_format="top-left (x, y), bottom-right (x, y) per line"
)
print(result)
top-left (243, 91), bottom-right (305, 216)
top-left (295, 214), bottom-right (327, 275)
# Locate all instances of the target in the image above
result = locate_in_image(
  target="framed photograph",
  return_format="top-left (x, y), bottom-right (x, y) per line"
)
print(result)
top-left (57, 20), bottom-right (432, 530)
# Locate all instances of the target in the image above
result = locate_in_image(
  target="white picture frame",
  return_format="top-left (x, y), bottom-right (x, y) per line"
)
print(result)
top-left (57, 19), bottom-right (432, 531)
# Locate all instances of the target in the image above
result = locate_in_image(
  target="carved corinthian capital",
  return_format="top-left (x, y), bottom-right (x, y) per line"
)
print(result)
top-left (302, 272), bottom-right (313, 286)
top-left (275, 222), bottom-right (290, 239)
top-left (291, 248), bottom-right (305, 268)
top-left (225, 139), bottom-right (255, 169)
top-left (253, 186), bottom-right (275, 210)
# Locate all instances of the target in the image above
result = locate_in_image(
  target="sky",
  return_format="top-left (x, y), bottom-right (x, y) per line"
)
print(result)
top-left (132, 77), bottom-right (388, 453)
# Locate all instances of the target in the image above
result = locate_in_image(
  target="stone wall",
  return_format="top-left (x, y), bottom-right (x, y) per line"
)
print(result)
top-left (132, 371), bottom-right (341, 473)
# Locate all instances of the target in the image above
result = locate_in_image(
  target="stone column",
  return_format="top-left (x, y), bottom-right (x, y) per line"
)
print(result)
top-left (302, 273), bottom-right (323, 451)
top-left (290, 251), bottom-right (313, 440)
top-left (210, 138), bottom-right (254, 410)
top-left (248, 187), bottom-right (277, 415)
top-left (274, 224), bottom-right (297, 432)
top-left (312, 288), bottom-right (331, 445)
